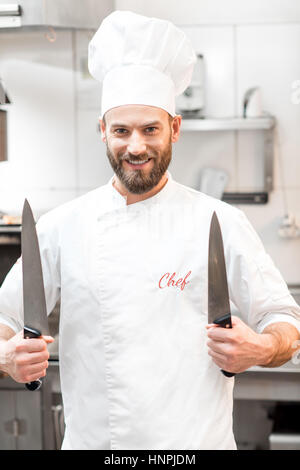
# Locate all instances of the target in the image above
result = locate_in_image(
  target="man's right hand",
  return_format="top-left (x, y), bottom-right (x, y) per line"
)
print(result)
top-left (0, 331), bottom-right (54, 383)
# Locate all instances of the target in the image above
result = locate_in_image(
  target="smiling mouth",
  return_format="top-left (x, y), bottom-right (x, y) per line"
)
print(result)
top-left (124, 158), bottom-right (153, 169)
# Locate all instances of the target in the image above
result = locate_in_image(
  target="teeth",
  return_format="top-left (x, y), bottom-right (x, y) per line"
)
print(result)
top-left (128, 159), bottom-right (149, 165)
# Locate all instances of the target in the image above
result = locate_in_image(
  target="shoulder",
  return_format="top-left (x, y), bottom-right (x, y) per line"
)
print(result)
top-left (171, 179), bottom-right (243, 221)
top-left (170, 179), bottom-right (259, 249)
top-left (172, 181), bottom-right (267, 267)
top-left (36, 185), bottom-right (108, 230)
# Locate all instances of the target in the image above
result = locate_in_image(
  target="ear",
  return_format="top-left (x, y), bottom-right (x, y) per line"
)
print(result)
top-left (171, 115), bottom-right (182, 143)
top-left (99, 118), bottom-right (106, 143)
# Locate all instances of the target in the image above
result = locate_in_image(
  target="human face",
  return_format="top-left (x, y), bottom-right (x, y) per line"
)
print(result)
top-left (100, 105), bottom-right (180, 195)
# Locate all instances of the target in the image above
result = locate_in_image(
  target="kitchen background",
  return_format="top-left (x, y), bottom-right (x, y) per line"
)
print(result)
top-left (0, 0), bottom-right (300, 450)
top-left (1, 0), bottom-right (300, 282)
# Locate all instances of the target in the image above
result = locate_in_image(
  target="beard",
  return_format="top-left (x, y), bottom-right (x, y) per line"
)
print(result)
top-left (106, 139), bottom-right (172, 195)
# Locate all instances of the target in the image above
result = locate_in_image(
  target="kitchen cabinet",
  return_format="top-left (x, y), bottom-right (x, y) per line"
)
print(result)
top-left (0, 374), bottom-right (55, 450)
top-left (181, 115), bottom-right (276, 204)
top-left (0, 387), bottom-right (42, 449)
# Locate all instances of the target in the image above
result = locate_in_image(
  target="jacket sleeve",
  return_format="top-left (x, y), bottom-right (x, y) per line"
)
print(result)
top-left (225, 209), bottom-right (300, 334)
top-left (0, 213), bottom-right (61, 334)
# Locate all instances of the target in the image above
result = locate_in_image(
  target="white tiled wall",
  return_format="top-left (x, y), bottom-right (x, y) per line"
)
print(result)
top-left (233, 23), bottom-right (300, 282)
top-left (0, 30), bottom-right (77, 215)
top-left (73, 30), bottom-right (113, 192)
top-left (175, 23), bottom-right (300, 284)
top-left (236, 24), bottom-right (300, 190)
top-left (0, 4), bottom-right (300, 283)
top-left (181, 26), bottom-right (236, 117)
top-left (115, 0), bottom-right (300, 25)
top-left (0, 29), bottom-right (108, 217)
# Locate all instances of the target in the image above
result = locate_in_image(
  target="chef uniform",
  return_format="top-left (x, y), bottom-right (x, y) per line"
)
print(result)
top-left (0, 11), bottom-right (300, 451)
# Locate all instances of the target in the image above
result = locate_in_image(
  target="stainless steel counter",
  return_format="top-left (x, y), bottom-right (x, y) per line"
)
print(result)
top-left (234, 369), bottom-right (300, 402)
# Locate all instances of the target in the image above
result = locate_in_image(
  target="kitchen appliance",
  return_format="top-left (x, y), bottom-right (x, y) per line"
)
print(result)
top-left (22, 199), bottom-right (50, 391)
top-left (243, 87), bottom-right (263, 118)
top-left (176, 53), bottom-right (205, 118)
top-left (0, 109), bottom-right (7, 162)
top-left (198, 167), bottom-right (229, 199)
top-left (0, 79), bottom-right (10, 105)
top-left (208, 211), bottom-right (235, 377)
top-left (269, 403), bottom-right (300, 450)
top-left (0, 0), bottom-right (113, 29)
top-left (0, 78), bottom-right (10, 162)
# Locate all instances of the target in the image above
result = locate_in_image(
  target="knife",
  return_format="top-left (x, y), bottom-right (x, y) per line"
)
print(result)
top-left (208, 211), bottom-right (235, 378)
top-left (22, 199), bottom-right (50, 391)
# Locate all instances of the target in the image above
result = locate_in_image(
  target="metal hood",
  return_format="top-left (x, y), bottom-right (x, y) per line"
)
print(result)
top-left (0, 0), bottom-right (114, 29)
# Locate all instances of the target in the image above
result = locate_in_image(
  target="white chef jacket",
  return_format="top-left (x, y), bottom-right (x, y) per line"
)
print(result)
top-left (0, 171), bottom-right (300, 450)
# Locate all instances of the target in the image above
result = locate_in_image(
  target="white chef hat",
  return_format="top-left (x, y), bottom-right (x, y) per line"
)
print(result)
top-left (88, 10), bottom-right (197, 118)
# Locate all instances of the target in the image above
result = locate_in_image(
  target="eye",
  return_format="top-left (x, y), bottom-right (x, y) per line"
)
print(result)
top-left (114, 128), bottom-right (128, 135)
top-left (145, 127), bottom-right (157, 133)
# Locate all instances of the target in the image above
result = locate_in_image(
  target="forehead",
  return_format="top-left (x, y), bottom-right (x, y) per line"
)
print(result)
top-left (104, 105), bottom-right (169, 127)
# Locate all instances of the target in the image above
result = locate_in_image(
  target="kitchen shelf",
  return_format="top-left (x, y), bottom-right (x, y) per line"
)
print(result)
top-left (181, 115), bottom-right (276, 204)
top-left (181, 115), bottom-right (275, 131)
top-left (0, 225), bottom-right (21, 233)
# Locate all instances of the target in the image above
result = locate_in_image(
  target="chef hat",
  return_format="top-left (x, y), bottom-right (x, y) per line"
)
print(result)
top-left (88, 10), bottom-right (197, 118)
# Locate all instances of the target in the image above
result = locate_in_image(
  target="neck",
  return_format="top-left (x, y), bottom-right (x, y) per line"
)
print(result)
top-left (112, 173), bottom-right (168, 205)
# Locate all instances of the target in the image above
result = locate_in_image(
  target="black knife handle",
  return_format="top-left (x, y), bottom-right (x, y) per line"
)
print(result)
top-left (221, 369), bottom-right (235, 378)
top-left (24, 326), bottom-right (43, 391)
top-left (213, 314), bottom-right (236, 378)
top-left (213, 314), bottom-right (232, 329)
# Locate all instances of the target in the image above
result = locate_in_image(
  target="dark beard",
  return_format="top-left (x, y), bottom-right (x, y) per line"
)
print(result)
top-left (106, 140), bottom-right (172, 195)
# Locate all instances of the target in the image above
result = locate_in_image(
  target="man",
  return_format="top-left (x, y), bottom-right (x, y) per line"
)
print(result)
top-left (0, 11), bottom-right (300, 450)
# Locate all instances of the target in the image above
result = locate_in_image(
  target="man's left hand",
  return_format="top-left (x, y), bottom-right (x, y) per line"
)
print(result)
top-left (206, 315), bottom-right (274, 374)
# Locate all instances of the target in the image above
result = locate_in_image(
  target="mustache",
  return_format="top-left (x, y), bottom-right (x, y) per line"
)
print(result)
top-left (118, 151), bottom-right (157, 162)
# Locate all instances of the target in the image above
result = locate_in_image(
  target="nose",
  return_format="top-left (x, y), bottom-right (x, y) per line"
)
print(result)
top-left (127, 130), bottom-right (147, 155)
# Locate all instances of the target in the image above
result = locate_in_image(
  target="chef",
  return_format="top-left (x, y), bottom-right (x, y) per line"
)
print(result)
top-left (0, 10), bottom-right (300, 450)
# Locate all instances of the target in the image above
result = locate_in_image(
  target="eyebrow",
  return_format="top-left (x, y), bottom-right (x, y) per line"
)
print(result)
top-left (110, 120), bottom-right (162, 129)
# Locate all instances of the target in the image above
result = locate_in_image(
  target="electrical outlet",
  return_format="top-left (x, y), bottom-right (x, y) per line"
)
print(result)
top-left (278, 214), bottom-right (300, 239)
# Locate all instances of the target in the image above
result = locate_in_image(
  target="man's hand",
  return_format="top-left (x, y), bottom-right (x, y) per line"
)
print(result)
top-left (0, 331), bottom-right (54, 383)
top-left (206, 315), bottom-right (276, 374)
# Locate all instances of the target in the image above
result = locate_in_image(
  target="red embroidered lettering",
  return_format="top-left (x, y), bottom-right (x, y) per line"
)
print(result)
top-left (181, 270), bottom-right (191, 291)
top-left (167, 272), bottom-right (176, 287)
top-left (158, 271), bottom-right (191, 291)
top-left (159, 272), bottom-right (169, 289)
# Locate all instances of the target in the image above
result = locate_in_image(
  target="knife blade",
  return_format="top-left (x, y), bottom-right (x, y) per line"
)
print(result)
top-left (22, 199), bottom-right (49, 391)
top-left (208, 211), bottom-right (235, 378)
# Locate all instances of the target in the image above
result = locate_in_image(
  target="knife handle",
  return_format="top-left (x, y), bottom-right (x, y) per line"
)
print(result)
top-left (213, 314), bottom-right (232, 329)
top-left (24, 326), bottom-right (43, 391)
top-left (213, 314), bottom-right (236, 378)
